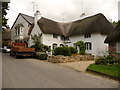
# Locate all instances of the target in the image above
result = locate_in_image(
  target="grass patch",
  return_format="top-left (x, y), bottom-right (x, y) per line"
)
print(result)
top-left (87, 64), bottom-right (120, 78)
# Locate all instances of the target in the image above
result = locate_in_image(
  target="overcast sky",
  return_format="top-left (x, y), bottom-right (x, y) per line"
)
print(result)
top-left (6, 0), bottom-right (119, 28)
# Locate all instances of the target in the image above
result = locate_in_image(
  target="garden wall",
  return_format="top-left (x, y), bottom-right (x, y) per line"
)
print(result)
top-left (48, 55), bottom-right (94, 63)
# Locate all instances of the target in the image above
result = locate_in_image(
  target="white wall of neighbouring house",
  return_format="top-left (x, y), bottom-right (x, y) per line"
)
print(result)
top-left (28, 24), bottom-right (42, 47)
top-left (66, 33), bottom-right (108, 56)
top-left (116, 42), bottom-right (120, 53)
top-left (42, 34), bottom-right (64, 50)
top-left (11, 15), bottom-right (31, 42)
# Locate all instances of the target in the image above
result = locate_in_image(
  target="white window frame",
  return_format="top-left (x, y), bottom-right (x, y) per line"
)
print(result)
top-left (85, 42), bottom-right (92, 50)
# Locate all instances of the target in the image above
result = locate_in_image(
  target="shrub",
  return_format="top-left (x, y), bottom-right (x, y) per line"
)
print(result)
top-left (95, 55), bottom-right (117, 65)
top-left (75, 41), bottom-right (85, 55)
top-left (53, 47), bottom-right (71, 56)
top-left (69, 47), bottom-right (78, 54)
top-left (105, 56), bottom-right (117, 65)
top-left (30, 44), bottom-right (50, 52)
top-left (95, 57), bottom-right (106, 65)
top-left (35, 52), bottom-right (48, 60)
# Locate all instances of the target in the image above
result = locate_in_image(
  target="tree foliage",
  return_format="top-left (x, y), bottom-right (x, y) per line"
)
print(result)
top-left (2, 2), bottom-right (9, 29)
top-left (31, 34), bottom-right (50, 52)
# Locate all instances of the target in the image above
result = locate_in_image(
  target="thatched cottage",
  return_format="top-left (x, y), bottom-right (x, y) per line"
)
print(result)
top-left (11, 11), bottom-right (114, 56)
top-left (105, 23), bottom-right (120, 59)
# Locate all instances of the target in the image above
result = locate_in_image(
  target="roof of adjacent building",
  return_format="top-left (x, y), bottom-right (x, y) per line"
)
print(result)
top-left (104, 23), bottom-right (120, 43)
top-left (20, 13), bottom-right (34, 24)
top-left (11, 13), bottom-right (34, 29)
top-left (37, 13), bottom-right (114, 37)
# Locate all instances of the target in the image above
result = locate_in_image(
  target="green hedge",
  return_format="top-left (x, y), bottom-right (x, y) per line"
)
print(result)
top-left (35, 52), bottom-right (48, 60)
top-left (53, 46), bottom-right (78, 56)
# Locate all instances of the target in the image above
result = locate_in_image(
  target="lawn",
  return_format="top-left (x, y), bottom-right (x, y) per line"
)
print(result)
top-left (87, 64), bottom-right (120, 78)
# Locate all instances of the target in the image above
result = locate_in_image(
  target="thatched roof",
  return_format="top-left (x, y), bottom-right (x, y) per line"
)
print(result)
top-left (36, 13), bottom-right (114, 37)
top-left (37, 17), bottom-right (64, 35)
top-left (104, 23), bottom-right (120, 43)
top-left (67, 13), bottom-right (114, 36)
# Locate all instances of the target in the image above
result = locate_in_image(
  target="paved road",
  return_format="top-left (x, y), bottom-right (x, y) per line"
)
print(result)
top-left (2, 53), bottom-right (118, 88)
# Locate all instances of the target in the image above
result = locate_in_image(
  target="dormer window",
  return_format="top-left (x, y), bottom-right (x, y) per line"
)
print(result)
top-left (84, 34), bottom-right (91, 38)
top-left (53, 34), bottom-right (58, 38)
top-left (15, 24), bottom-right (24, 36)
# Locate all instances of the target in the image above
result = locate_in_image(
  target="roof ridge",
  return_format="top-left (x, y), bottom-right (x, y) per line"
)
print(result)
top-left (20, 13), bottom-right (33, 18)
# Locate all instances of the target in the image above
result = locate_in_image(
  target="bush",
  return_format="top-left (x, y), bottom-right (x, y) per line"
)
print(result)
top-left (69, 47), bottom-right (78, 54)
top-left (95, 56), bottom-right (117, 65)
top-left (75, 41), bottom-right (85, 55)
top-left (35, 52), bottom-right (48, 60)
top-left (95, 57), bottom-right (106, 65)
top-left (30, 44), bottom-right (50, 52)
top-left (53, 47), bottom-right (71, 56)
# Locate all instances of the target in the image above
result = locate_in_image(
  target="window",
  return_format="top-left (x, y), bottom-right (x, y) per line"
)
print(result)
top-left (53, 44), bottom-right (57, 49)
top-left (64, 37), bottom-right (69, 40)
top-left (20, 27), bottom-right (22, 34)
top-left (84, 34), bottom-right (91, 38)
top-left (85, 42), bottom-right (92, 50)
top-left (15, 29), bottom-right (17, 36)
top-left (53, 34), bottom-right (58, 38)
top-left (60, 44), bottom-right (64, 47)
top-left (61, 35), bottom-right (64, 40)
top-left (18, 27), bottom-right (20, 35)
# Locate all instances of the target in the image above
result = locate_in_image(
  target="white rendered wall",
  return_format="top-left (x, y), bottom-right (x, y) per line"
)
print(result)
top-left (28, 24), bottom-right (42, 47)
top-left (66, 33), bottom-right (108, 56)
top-left (116, 42), bottom-right (120, 53)
top-left (42, 34), bottom-right (64, 50)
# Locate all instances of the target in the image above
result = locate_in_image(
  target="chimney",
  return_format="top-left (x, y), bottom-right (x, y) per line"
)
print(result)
top-left (34, 10), bottom-right (41, 24)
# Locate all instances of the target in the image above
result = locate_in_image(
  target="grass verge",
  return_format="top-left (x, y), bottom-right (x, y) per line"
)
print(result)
top-left (86, 64), bottom-right (120, 79)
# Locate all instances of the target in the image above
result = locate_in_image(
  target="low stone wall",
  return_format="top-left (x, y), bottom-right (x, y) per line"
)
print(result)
top-left (48, 55), bottom-right (94, 63)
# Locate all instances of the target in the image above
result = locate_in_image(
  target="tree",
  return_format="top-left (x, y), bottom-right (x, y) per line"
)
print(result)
top-left (31, 34), bottom-right (42, 45)
top-left (2, 2), bottom-right (9, 30)
top-left (76, 41), bottom-right (85, 55)
top-left (31, 34), bottom-right (50, 52)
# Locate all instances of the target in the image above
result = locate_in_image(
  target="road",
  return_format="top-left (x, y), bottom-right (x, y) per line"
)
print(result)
top-left (2, 53), bottom-right (118, 88)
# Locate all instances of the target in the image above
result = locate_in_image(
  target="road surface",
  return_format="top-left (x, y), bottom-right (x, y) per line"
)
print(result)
top-left (2, 53), bottom-right (119, 88)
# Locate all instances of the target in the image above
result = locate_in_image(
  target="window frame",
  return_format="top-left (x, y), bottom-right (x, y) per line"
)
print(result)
top-left (85, 42), bottom-right (92, 50)
top-left (53, 43), bottom-right (57, 49)
top-left (53, 34), bottom-right (58, 38)
top-left (84, 34), bottom-right (91, 38)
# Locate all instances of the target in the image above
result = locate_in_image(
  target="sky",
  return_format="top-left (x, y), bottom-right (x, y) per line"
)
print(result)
top-left (6, 0), bottom-right (119, 28)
